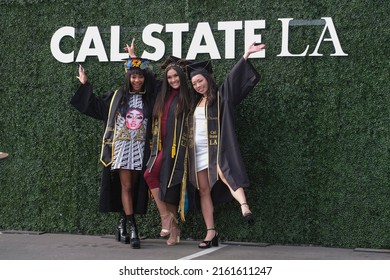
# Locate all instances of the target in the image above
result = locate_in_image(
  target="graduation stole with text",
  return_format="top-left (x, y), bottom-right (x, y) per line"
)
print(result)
top-left (205, 91), bottom-right (221, 188)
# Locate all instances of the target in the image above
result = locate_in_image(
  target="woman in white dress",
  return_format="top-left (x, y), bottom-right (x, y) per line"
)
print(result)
top-left (186, 43), bottom-right (266, 249)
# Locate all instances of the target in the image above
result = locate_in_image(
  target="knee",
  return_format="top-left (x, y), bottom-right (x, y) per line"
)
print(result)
top-left (198, 186), bottom-right (211, 197)
top-left (143, 170), bottom-right (151, 184)
top-left (144, 170), bottom-right (159, 189)
top-left (121, 183), bottom-right (133, 192)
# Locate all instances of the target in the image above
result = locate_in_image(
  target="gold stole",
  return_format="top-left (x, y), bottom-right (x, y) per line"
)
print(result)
top-left (100, 90), bottom-right (121, 167)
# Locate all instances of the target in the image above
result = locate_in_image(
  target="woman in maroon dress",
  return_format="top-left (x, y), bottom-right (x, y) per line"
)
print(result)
top-left (144, 56), bottom-right (192, 246)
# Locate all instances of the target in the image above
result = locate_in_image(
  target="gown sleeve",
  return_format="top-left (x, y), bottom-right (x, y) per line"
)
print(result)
top-left (219, 57), bottom-right (261, 106)
top-left (70, 81), bottom-right (113, 121)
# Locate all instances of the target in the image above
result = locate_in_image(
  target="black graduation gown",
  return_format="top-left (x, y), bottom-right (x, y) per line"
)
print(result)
top-left (146, 92), bottom-right (188, 206)
top-left (70, 81), bottom-right (156, 214)
top-left (188, 57), bottom-right (261, 207)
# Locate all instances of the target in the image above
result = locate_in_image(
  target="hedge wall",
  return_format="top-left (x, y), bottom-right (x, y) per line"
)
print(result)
top-left (0, 0), bottom-right (389, 249)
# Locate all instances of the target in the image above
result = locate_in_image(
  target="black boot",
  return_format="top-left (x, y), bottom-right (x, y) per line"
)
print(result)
top-left (117, 212), bottom-right (130, 244)
top-left (127, 214), bottom-right (140, 249)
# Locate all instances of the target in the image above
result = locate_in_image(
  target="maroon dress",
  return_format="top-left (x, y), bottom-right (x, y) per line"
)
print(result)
top-left (144, 89), bottom-right (179, 190)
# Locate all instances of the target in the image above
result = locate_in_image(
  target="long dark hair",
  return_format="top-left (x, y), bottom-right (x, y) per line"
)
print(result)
top-left (190, 72), bottom-right (218, 113)
top-left (119, 68), bottom-right (155, 116)
top-left (153, 65), bottom-right (191, 118)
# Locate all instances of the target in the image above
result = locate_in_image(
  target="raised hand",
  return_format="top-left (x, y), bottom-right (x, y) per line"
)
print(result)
top-left (124, 37), bottom-right (136, 58)
top-left (76, 64), bottom-right (87, 84)
top-left (244, 42), bottom-right (266, 60)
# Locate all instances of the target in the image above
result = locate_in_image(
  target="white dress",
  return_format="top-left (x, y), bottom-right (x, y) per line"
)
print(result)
top-left (194, 106), bottom-right (208, 172)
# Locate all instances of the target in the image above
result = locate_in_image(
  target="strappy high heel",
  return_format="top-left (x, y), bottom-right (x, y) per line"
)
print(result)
top-left (198, 228), bottom-right (218, 249)
top-left (241, 203), bottom-right (255, 225)
top-left (166, 216), bottom-right (180, 246)
top-left (160, 213), bottom-right (173, 237)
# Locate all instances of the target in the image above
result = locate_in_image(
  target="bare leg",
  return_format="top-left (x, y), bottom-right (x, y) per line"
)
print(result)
top-left (217, 166), bottom-right (252, 216)
top-left (165, 201), bottom-right (180, 246)
top-left (144, 151), bottom-right (178, 236)
top-left (149, 188), bottom-right (179, 217)
top-left (150, 188), bottom-right (178, 236)
top-left (197, 169), bottom-right (217, 244)
top-left (119, 169), bottom-right (141, 248)
top-left (150, 188), bottom-right (169, 218)
top-left (119, 169), bottom-right (139, 215)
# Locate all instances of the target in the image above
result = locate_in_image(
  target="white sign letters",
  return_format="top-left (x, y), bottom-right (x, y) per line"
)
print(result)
top-left (50, 17), bottom-right (348, 63)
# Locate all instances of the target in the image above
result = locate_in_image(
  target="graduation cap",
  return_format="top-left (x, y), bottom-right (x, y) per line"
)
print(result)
top-left (160, 55), bottom-right (193, 73)
top-left (186, 60), bottom-right (213, 80)
top-left (122, 57), bottom-right (153, 73)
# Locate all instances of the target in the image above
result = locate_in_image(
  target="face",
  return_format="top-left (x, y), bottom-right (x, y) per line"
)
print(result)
top-left (166, 68), bottom-right (180, 89)
top-left (126, 109), bottom-right (144, 130)
top-left (191, 74), bottom-right (208, 95)
top-left (130, 73), bottom-right (145, 92)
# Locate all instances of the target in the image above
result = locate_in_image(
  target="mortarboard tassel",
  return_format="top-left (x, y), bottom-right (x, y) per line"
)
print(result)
top-left (171, 117), bottom-right (177, 158)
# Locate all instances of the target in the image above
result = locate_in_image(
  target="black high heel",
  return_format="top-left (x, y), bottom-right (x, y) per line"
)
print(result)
top-left (241, 203), bottom-right (255, 225)
top-left (198, 228), bottom-right (218, 249)
top-left (127, 214), bottom-right (140, 249)
top-left (116, 214), bottom-right (130, 244)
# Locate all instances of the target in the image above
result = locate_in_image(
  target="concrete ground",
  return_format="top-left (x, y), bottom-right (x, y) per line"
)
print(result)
top-left (1, 231), bottom-right (390, 260)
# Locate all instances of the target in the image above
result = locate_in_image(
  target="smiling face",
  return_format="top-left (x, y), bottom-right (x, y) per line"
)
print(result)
top-left (126, 109), bottom-right (144, 130)
top-left (166, 68), bottom-right (180, 90)
top-left (191, 74), bottom-right (209, 96)
top-left (130, 73), bottom-right (145, 92)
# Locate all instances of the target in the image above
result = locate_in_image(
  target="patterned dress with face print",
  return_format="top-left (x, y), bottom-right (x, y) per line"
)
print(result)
top-left (111, 94), bottom-right (147, 170)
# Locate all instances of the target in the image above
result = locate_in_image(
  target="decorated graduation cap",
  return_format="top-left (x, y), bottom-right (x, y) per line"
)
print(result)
top-left (160, 55), bottom-right (193, 73)
top-left (186, 60), bottom-right (213, 80)
top-left (122, 57), bottom-right (152, 73)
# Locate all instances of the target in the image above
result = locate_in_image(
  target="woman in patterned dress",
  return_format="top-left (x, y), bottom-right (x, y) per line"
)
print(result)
top-left (71, 41), bottom-right (158, 249)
